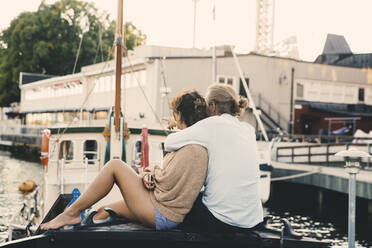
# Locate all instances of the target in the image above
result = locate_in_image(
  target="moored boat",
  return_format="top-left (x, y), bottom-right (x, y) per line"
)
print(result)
top-left (3, 216), bottom-right (329, 248)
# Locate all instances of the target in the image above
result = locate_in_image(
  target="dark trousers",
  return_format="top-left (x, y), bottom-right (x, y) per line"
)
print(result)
top-left (180, 193), bottom-right (263, 233)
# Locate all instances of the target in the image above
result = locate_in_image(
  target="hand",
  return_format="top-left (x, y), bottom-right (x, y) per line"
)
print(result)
top-left (162, 117), bottom-right (177, 130)
top-left (142, 172), bottom-right (155, 190)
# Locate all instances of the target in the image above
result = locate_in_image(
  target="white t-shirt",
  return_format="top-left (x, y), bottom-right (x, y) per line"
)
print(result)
top-left (164, 113), bottom-right (263, 228)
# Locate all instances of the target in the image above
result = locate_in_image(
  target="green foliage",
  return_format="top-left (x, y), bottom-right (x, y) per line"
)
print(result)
top-left (0, 0), bottom-right (146, 107)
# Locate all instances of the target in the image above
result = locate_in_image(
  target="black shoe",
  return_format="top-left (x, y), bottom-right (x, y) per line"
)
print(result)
top-left (80, 208), bottom-right (129, 227)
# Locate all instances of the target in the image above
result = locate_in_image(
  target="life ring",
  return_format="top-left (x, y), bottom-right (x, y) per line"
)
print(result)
top-left (41, 129), bottom-right (51, 166)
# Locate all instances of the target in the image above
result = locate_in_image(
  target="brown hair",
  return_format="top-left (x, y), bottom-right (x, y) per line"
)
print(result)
top-left (170, 90), bottom-right (209, 127)
top-left (206, 84), bottom-right (248, 116)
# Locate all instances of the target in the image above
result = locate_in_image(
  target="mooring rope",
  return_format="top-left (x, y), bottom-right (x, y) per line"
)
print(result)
top-left (270, 168), bottom-right (321, 182)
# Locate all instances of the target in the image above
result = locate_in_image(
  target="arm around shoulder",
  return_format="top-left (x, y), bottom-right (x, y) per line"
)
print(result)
top-left (164, 120), bottom-right (210, 152)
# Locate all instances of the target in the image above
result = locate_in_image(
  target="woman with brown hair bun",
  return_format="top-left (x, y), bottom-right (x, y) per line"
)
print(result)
top-left (41, 90), bottom-right (208, 231)
top-left (165, 84), bottom-right (263, 232)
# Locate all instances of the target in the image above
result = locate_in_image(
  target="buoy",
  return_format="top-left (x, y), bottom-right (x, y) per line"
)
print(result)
top-left (41, 129), bottom-right (51, 166)
top-left (19, 180), bottom-right (37, 193)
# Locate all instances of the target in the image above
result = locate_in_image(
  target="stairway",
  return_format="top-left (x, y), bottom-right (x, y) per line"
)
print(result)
top-left (252, 94), bottom-right (289, 133)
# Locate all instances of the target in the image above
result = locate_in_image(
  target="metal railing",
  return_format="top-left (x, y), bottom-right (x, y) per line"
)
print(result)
top-left (276, 143), bottom-right (372, 168)
top-left (277, 133), bottom-right (372, 144)
top-left (58, 157), bottom-right (97, 194)
top-left (252, 93), bottom-right (290, 132)
top-left (0, 125), bottom-right (43, 147)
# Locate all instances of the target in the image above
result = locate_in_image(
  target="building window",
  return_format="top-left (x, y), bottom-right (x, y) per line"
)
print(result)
top-left (59, 140), bottom-right (74, 161)
top-left (239, 78), bottom-right (249, 97)
top-left (227, 78), bottom-right (233, 85)
top-left (296, 83), bottom-right (304, 98)
top-left (218, 76), bottom-right (225, 84)
top-left (94, 110), bottom-right (108, 120)
top-left (358, 88), bottom-right (365, 102)
top-left (84, 140), bottom-right (98, 164)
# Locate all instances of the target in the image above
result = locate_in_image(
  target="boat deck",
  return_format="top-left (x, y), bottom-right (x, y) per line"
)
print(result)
top-left (3, 223), bottom-right (330, 248)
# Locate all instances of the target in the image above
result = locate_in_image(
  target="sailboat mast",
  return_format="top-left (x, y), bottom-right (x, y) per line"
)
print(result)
top-left (114, 0), bottom-right (124, 132)
top-left (211, 0), bottom-right (216, 83)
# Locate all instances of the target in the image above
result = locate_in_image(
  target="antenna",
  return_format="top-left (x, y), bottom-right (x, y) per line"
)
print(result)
top-left (255, 0), bottom-right (275, 55)
top-left (211, 0), bottom-right (216, 83)
top-left (192, 0), bottom-right (199, 48)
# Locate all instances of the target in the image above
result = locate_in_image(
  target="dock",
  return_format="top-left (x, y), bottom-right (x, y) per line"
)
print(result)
top-left (272, 161), bottom-right (372, 200)
top-left (0, 124), bottom-right (42, 156)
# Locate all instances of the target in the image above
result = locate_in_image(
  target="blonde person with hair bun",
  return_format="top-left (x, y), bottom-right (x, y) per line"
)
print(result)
top-left (165, 84), bottom-right (263, 233)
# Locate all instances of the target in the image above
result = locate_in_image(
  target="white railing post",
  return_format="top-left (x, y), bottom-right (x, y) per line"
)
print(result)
top-left (60, 159), bottom-right (65, 194)
top-left (84, 157), bottom-right (88, 191)
top-left (335, 148), bottom-right (371, 248)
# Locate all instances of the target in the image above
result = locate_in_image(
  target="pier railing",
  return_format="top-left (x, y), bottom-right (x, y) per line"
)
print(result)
top-left (276, 143), bottom-right (372, 168)
top-left (278, 133), bottom-right (372, 144)
top-left (0, 124), bottom-right (43, 146)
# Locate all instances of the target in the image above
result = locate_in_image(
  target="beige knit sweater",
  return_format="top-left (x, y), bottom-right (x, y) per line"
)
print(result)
top-left (148, 144), bottom-right (208, 223)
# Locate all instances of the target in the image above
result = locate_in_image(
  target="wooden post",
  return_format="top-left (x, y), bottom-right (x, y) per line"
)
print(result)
top-left (317, 189), bottom-right (323, 217)
top-left (114, 0), bottom-right (124, 132)
top-left (308, 146), bottom-right (311, 164)
top-left (368, 144), bottom-right (371, 168)
top-left (326, 145), bottom-right (329, 166)
top-left (291, 147), bottom-right (294, 163)
top-left (368, 201), bottom-right (372, 231)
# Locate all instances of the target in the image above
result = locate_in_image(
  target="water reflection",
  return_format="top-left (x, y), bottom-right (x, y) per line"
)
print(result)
top-left (0, 151), bottom-right (43, 241)
top-left (0, 151), bottom-right (371, 247)
top-left (265, 181), bottom-right (372, 248)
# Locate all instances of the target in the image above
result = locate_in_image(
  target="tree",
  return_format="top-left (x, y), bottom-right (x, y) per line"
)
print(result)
top-left (0, 0), bottom-right (146, 107)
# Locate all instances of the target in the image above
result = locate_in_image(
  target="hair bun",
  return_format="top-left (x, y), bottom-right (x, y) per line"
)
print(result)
top-left (238, 97), bottom-right (248, 110)
top-left (194, 98), bottom-right (205, 110)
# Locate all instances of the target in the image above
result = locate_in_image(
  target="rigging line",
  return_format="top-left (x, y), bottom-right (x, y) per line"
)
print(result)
top-left (94, 26), bottom-right (103, 64)
top-left (270, 169), bottom-right (321, 182)
top-left (72, 33), bottom-right (84, 74)
top-left (125, 55), bottom-right (169, 135)
top-left (159, 57), bottom-right (171, 116)
top-left (52, 45), bottom-right (116, 151)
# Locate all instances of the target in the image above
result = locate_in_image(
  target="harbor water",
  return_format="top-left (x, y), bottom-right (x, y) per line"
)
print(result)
top-left (0, 150), bottom-right (371, 247)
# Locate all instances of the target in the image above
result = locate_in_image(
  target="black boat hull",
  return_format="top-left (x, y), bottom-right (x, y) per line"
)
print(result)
top-left (1, 223), bottom-right (329, 248)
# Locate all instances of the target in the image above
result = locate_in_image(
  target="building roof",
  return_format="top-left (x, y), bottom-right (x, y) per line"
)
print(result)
top-left (19, 72), bottom-right (55, 85)
top-left (315, 34), bottom-right (372, 69)
top-left (322, 34), bottom-right (352, 54)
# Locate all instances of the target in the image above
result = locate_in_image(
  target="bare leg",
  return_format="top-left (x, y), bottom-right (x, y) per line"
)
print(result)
top-left (41, 160), bottom-right (155, 230)
top-left (94, 200), bottom-right (137, 222)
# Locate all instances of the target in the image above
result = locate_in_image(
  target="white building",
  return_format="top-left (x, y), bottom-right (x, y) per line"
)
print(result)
top-left (19, 45), bottom-right (372, 135)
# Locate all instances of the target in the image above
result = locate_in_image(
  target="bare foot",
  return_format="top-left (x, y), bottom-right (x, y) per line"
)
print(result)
top-left (40, 209), bottom-right (81, 230)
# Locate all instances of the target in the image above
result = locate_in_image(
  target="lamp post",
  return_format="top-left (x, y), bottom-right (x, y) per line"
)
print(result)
top-left (335, 148), bottom-right (371, 248)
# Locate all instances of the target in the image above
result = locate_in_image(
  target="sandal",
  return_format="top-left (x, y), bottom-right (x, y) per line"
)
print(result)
top-left (80, 208), bottom-right (129, 227)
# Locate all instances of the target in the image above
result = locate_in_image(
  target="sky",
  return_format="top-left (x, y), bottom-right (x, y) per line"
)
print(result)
top-left (1, 0), bottom-right (372, 61)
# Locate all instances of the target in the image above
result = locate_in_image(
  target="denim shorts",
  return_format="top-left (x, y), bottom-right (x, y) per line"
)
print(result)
top-left (155, 208), bottom-right (180, 231)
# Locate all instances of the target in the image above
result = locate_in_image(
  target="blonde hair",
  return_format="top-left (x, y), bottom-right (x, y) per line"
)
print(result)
top-left (206, 84), bottom-right (248, 116)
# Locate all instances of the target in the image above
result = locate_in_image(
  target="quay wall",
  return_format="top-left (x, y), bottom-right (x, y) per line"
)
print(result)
top-left (272, 161), bottom-right (372, 200)
top-left (0, 123), bottom-right (41, 159)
